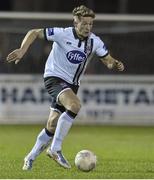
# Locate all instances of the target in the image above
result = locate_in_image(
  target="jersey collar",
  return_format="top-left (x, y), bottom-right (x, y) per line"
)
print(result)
top-left (72, 28), bottom-right (88, 41)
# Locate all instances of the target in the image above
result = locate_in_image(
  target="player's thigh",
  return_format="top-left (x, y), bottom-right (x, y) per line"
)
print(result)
top-left (46, 109), bottom-right (60, 132)
top-left (58, 89), bottom-right (81, 113)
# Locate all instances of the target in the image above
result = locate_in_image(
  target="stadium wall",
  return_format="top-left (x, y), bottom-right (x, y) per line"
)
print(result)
top-left (0, 74), bottom-right (154, 125)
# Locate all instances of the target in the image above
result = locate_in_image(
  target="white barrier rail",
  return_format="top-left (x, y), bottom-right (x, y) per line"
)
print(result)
top-left (0, 12), bottom-right (154, 22)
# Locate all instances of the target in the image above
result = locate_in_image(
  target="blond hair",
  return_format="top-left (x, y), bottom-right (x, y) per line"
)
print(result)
top-left (72, 5), bottom-right (95, 18)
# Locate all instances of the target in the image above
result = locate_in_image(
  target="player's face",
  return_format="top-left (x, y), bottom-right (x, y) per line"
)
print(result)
top-left (76, 16), bottom-right (94, 38)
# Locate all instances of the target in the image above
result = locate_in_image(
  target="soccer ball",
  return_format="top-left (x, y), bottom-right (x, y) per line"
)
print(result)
top-left (75, 150), bottom-right (97, 172)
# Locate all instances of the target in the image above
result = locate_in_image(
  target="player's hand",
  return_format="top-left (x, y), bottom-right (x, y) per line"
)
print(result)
top-left (6, 48), bottom-right (24, 64)
top-left (115, 60), bottom-right (124, 71)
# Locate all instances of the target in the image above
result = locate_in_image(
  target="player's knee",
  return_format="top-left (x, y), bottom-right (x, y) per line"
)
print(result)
top-left (68, 100), bottom-right (81, 114)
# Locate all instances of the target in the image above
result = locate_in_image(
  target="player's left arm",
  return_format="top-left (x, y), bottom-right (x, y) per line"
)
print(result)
top-left (100, 54), bottom-right (124, 71)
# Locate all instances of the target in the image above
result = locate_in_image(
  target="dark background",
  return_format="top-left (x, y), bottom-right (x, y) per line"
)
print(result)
top-left (1, 0), bottom-right (154, 75)
top-left (1, 0), bottom-right (154, 14)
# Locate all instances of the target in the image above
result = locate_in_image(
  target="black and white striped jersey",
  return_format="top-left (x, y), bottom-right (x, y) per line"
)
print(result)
top-left (44, 27), bottom-right (108, 85)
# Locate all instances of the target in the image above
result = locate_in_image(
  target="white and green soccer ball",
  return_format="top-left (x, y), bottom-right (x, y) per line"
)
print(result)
top-left (75, 150), bottom-right (97, 172)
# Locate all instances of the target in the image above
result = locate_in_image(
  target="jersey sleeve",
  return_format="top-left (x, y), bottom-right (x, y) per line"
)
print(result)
top-left (95, 37), bottom-right (109, 58)
top-left (44, 27), bottom-right (64, 42)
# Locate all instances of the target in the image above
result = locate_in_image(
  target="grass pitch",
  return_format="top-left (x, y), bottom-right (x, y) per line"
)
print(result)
top-left (0, 124), bottom-right (154, 179)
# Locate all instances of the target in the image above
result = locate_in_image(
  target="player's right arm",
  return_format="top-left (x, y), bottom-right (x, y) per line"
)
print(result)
top-left (6, 29), bottom-right (44, 64)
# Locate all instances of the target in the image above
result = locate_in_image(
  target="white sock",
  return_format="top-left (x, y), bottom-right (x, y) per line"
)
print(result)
top-left (50, 112), bottom-right (75, 152)
top-left (26, 128), bottom-right (53, 160)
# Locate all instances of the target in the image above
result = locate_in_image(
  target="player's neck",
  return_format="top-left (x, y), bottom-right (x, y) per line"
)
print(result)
top-left (75, 28), bottom-right (87, 41)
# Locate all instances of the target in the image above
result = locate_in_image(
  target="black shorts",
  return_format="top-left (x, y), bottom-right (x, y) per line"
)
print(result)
top-left (44, 76), bottom-right (79, 113)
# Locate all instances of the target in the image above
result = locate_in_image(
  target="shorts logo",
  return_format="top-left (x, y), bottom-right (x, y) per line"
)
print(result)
top-left (66, 50), bottom-right (86, 64)
top-left (60, 82), bottom-right (68, 88)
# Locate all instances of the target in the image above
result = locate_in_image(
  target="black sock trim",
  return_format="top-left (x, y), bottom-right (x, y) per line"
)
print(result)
top-left (45, 128), bottom-right (54, 137)
top-left (66, 110), bottom-right (77, 118)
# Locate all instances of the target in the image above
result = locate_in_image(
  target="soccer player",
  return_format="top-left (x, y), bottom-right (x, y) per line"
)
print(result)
top-left (6, 5), bottom-right (124, 170)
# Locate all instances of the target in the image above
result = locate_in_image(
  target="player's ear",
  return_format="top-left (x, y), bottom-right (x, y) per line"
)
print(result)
top-left (73, 21), bottom-right (76, 27)
top-left (73, 20), bottom-right (77, 27)
top-left (73, 16), bottom-right (79, 28)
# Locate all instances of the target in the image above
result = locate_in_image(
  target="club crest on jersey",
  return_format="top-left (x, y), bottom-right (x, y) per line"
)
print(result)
top-left (66, 50), bottom-right (86, 64)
